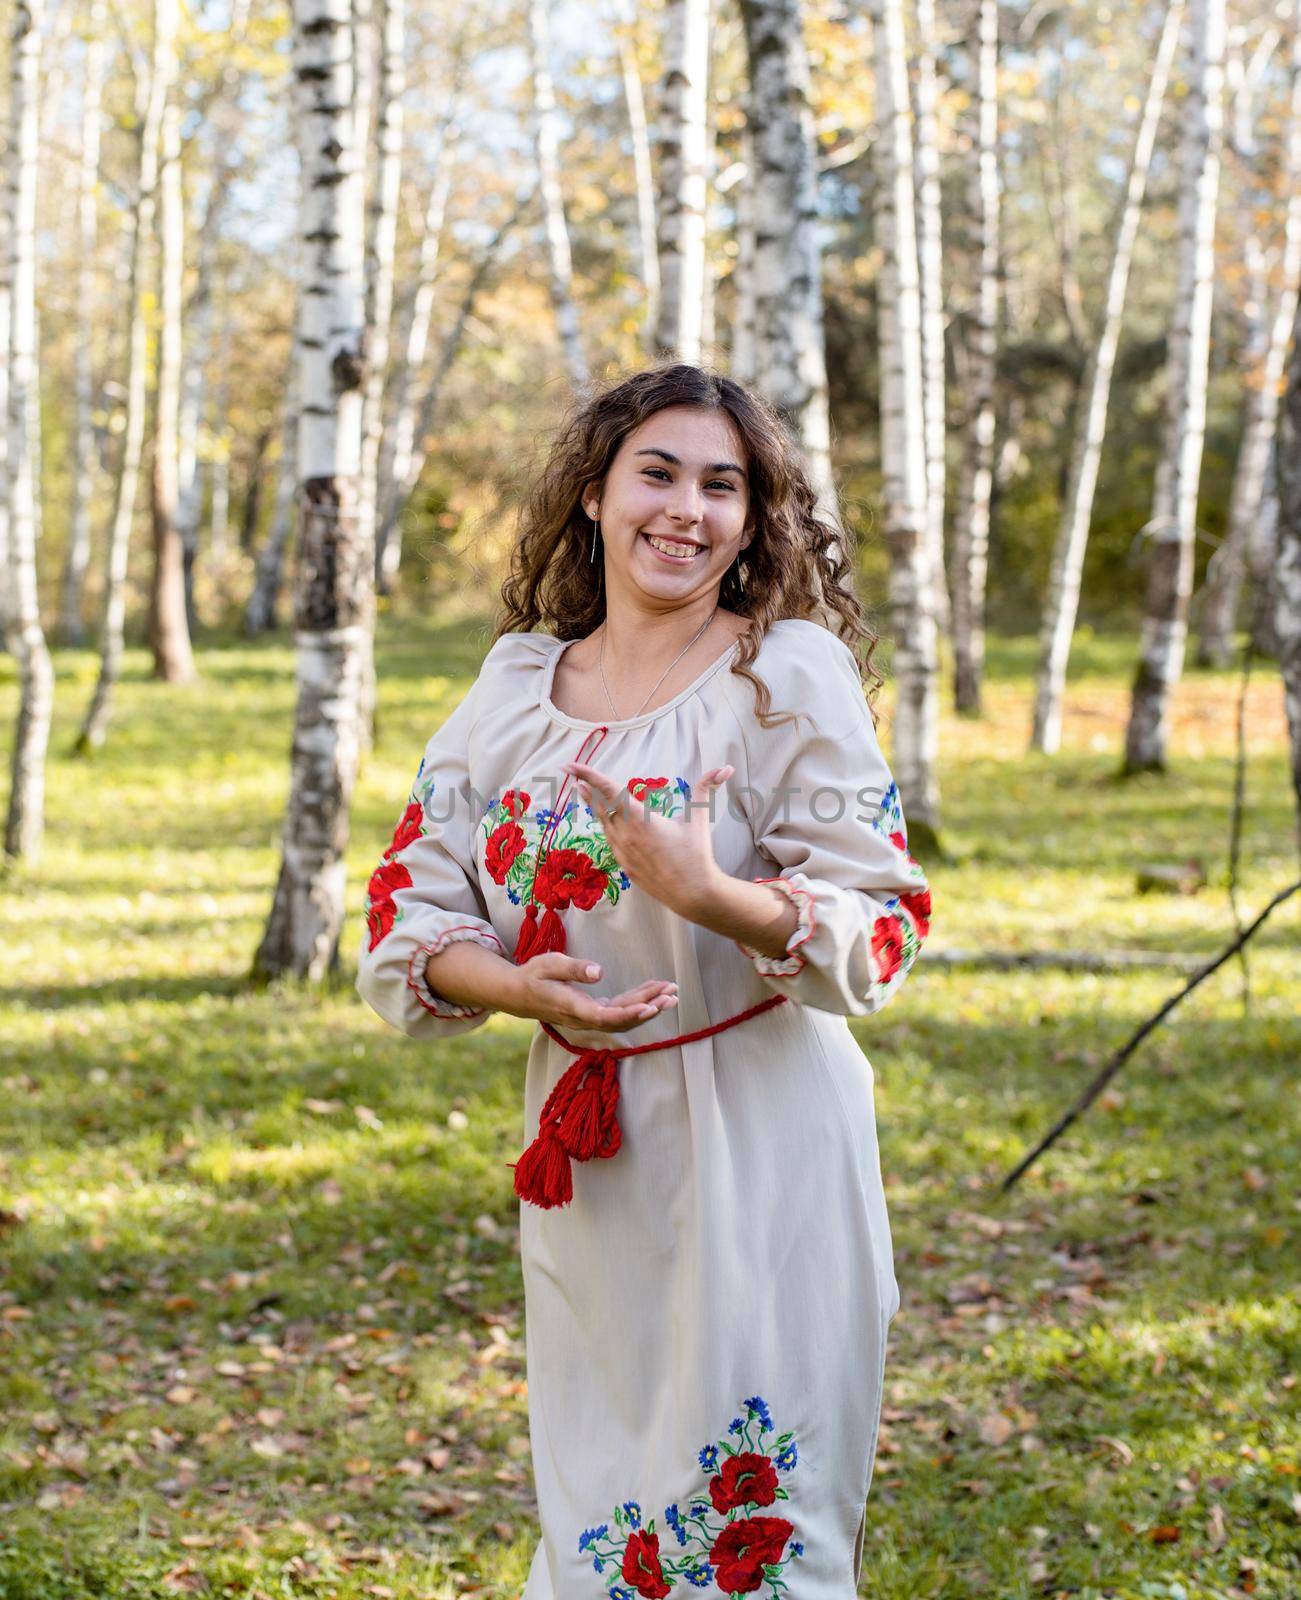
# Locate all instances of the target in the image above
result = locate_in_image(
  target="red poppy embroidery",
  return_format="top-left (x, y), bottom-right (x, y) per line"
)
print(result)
top-left (872, 913), bottom-right (906, 985)
top-left (897, 886), bottom-right (931, 939)
top-left (363, 757), bottom-right (437, 951)
top-left (484, 820), bottom-right (527, 883)
top-left (478, 775), bottom-right (690, 919)
top-left (577, 1393), bottom-right (804, 1594)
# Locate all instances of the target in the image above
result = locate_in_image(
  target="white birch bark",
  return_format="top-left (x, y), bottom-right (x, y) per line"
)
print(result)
top-left (149, 65), bottom-right (195, 682)
top-left (869, 0), bottom-right (941, 835)
top-left (527, 0), bottom-right (589, 391)
top-left (377, 116), bottom-right (459, 591)
top-left (1197, 7), bottom-right (1300, 666)
top-left (356, 0), bottom-right (404, 753)
top-left (730, 124), bottom-right (757, 385)
top-left (4, 0), bottom-right (53, 865)
top-left (913, 0), bottom-right (949, 634)
top-left (77, 0), bottom-right (175, 752)
top-left (611, 0), bottom-right (660, 343)
top-left (654, 0), bottom-right (711, 362)
top-left (1277, 297), bottom-right (1301, 842)
top-left (1124, 0), bottom-right (1226, 773)
top-left (736, 0), bottom-right (838, 526)
top-left (59, 0), bottom-right (107, 648)
top-left (951, 0), bottom-right (1000, 714)
top-left (178, 0), bottom-right (253, 633)
top-left (1031, 0), bottom-right (1184, 752)
top-left (254, 0), bottom-right (369, 980)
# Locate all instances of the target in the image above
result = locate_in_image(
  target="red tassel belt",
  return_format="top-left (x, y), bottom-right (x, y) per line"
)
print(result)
top-left (509, 991), bottom-right (790, 1210)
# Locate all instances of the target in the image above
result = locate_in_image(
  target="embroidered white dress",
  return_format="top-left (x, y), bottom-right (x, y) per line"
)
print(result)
top-left (355, 619), bottom-right (931, 1600)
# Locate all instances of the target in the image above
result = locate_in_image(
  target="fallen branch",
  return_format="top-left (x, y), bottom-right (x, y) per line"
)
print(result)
top-left (924, 946), bottom-right (1208, 973)
top-left (998, 879), bottom-right (1301, 1192)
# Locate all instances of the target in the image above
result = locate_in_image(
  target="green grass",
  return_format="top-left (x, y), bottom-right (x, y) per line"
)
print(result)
top-left (1, 613), bottom-right (1297, 1600)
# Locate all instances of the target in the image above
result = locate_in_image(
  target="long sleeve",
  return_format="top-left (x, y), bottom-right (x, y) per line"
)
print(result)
top-left (728, 630), bottom-right (932, 1017)
top-left (356, 670), bottom-right (509, 1039)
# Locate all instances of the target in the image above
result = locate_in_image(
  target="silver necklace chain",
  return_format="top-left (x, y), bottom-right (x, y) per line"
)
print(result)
top-left (597, 605), bottom-right (719, 722)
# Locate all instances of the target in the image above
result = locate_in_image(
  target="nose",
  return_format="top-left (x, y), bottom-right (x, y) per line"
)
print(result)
top-left (666, 484), bottom-right (704, 527)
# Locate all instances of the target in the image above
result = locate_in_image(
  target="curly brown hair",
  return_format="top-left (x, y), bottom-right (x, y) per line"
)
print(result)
top-left (494, 361), bottom-right (884, 729)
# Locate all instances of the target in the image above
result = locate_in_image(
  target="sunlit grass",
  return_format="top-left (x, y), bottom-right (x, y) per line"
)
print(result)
top-left (0, 613), bottom-right (1297, 1599)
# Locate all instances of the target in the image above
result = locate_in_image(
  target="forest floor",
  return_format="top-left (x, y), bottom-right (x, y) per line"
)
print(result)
top-left (0, 615), bottom-right (1297, 1600)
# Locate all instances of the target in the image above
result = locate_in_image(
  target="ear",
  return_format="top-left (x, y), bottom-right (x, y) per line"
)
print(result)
top-left (581, 486), bottom-right (601, 523)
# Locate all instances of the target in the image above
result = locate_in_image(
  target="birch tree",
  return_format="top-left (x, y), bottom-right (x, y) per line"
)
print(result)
top-left (1197, 7), bottom-right (1301, 667)
top-left (376, 112), bottom-right (458, 591)
top-left (150, 59), bottom-right (196, 682)
top-left (735, 0), bottom-right (838, 523)
top-left (527, 0), bottom-right (589, 391)
top-left (59, 0), bottom-right (108, 647)
top-left (913, 0), bottom-right (949, 634)
top-left (1277, 297), bottom-right (1301, 840)
top-left (253, 0), bottom-right (369, 980)
top-left (654, 0), bottom-right (711, 362)
top-left (951, 0), bottom-right (1000, 714)
top-left (1031, 0), bottom-right (1185, 753)
top-left (1123, 0), bottom-right (1226, 774)
top-left (612, 0), bottom-right (660, 344)
top-left (76, 0), bottom-right (175, 753)
top-left (356, 0), bottom-right (405, 750)
top-left (869, 0), bottom-right (941, 837)
top-left (4, 0), bottom-right (52, 865)
top-left (730, 121), bottom-right (757, 385)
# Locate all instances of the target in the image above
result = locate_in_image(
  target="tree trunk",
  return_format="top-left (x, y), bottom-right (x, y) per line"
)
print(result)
top-left (76, 0), bottom-right (174, 754)
top-left (1031, 0), bottom-right (1184, 752)
top-left (654, 0), bottom-right (711, 362)
top-left (527, 0), bottom-right (589, 391)
top-left (1197, 5), bottom-right (1301, 667)
top-left (376, 114), bottom-right (459, 592)
top-left (356, 0), bottom-right (405, 756)
top-left (150, 65), bottom-right (196, 683)
top-left (869, 0), bottom-right (941, 839)
top-left (253, 0), bottom-right (369, 982)
top-left (912, 0), bottom-right (949, 636)
top-left (4, 0), bottom-right (53, 865)
top-left (736, 0), bottom-right (839, 528)
top-left (730, 122), bottom-right (758, 385)
top-left (1277, 296), bottom-right (1301, 847)
top-left (951, 0), bottom-right (1000, 715)
top-left (58, 0), bottom-right (107, 649)
top-left (1123, 0), bottom-right (1226, 775)
top-left (612, 0), bottom-right (660, 345)
top-left (245, 340), bottom-right (300, 637)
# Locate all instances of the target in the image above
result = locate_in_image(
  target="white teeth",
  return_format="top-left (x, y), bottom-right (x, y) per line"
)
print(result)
top-left (647, 535), bottom-right (701, 558)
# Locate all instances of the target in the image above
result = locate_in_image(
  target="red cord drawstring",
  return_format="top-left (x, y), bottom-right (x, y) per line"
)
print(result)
top-left (509, 992), bottom-right (790, 1210)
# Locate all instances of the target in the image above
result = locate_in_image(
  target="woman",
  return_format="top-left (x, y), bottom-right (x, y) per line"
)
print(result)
top-left (356, 363), bottom-right (931, 1598)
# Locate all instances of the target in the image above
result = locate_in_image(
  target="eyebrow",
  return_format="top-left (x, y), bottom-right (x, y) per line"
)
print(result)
top-left (634, 447), bottom-right (746, 477)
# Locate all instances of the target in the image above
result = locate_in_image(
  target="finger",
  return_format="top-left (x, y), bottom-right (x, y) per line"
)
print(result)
top-left (562, 760), bottom-right (621, 810)
top-left (528, 952), bottom-right (605, 983)
top-left (602, 980), bottom-right (678, 1006)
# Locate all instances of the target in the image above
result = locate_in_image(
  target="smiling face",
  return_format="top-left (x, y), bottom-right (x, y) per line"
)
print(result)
top-left (581, 405), bottom-right (753, 610)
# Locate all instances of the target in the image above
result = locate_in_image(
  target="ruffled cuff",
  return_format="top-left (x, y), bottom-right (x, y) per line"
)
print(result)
top-left (406, 925), bottom-right (508, 1019)
top-left (735, 876), bottom-right (817, 977)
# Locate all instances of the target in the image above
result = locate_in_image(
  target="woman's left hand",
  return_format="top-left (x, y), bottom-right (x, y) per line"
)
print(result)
top-left (560, 759), bottom-right (734, 921)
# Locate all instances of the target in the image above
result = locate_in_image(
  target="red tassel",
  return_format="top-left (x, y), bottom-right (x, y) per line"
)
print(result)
top-left (510, 1048), bottom-right (622, 1209)
top-left (512, 901), bottom-right (568, 964)
top-left (510, 1122), bottom-right (573, 1209)
top-left (534, 905), bottom-right (568, 955)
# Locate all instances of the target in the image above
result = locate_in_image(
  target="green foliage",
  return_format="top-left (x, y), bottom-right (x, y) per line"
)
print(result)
top-left (0, 619), bottom-right (1296, 1598)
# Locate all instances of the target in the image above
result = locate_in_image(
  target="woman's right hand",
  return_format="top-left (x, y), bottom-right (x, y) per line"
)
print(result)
top-left (510, 952), bottom-right (678, 1033)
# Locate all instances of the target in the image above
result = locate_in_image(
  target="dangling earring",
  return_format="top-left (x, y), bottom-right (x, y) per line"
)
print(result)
top-left (589, 518), bottom-right (599, 563)
top-left (736, 556), bottom-right (747, 596)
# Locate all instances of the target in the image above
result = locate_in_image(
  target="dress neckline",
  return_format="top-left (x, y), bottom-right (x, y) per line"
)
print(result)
top-left (540, 631), bottom-right (743, 731)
